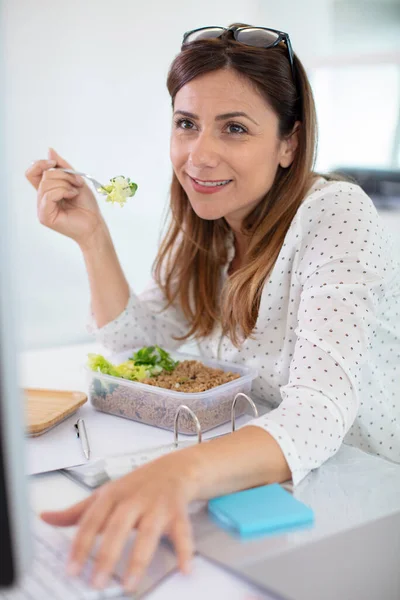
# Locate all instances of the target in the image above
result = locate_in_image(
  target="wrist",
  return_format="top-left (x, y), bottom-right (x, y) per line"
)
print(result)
top-left (177, 427), bottom-right (292, 502)
top-left (185, 444), bottom-right (225, 501)
top-left (78, 221), bottom-right (112, 256)
top-left (173, 447), bottom-right (207, 503)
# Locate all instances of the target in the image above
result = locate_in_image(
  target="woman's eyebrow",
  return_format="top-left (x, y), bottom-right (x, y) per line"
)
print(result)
top-left (173, 109), bottom-right (259, 126)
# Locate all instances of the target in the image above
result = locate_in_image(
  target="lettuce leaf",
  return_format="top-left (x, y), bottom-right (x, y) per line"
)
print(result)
top-left (87, 346), bottom-right (178, 382)
top-left (113, 360), bottom-right (149, 382)
top-left (131, 345), bottom-right (178, 372)
top-left (87, 353), bottom-right (119, 377)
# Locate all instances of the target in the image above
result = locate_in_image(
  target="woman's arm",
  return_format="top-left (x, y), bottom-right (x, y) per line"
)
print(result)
top-left (40, 427), bottom-right (289, 593)
top-left (188, 425), bottom-right (291, 498)
top-left (80, 225), bottom-right (130, 329)
top-left (85, 239), bottom-right (192, 354)
top-left (25, 150), bottom-right (132, 330)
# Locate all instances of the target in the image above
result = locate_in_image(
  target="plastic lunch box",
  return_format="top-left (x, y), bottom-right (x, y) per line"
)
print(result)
top-left (86, 349), bottom-right (258, 434)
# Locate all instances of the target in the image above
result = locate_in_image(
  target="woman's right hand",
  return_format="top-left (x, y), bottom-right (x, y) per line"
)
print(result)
top-left (26, 148), bottom-right (107, 250)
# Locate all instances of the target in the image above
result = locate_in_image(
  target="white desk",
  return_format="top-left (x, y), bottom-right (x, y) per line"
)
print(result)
top-left (23, 343), bottom-right (400, 599)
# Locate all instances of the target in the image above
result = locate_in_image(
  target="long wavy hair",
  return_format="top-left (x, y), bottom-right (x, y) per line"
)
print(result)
top-left (153, 24), bottom-right (318, 347)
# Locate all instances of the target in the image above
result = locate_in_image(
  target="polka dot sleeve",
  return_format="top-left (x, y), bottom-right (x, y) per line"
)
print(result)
top-left (86, 279), bottom-right (190, 355)
top-left (246, 183), bottom-right (397, 486)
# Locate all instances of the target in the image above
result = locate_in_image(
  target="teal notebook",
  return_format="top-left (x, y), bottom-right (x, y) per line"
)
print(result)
top-left (208, 483), bottom-right (314, 538)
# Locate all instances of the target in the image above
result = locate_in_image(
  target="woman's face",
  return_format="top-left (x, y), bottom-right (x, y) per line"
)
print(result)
top-left (170, 68), bottom-right (297, 231)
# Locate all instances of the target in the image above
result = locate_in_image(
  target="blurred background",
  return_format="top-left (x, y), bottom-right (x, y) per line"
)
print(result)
top-left (2, 0), bottom-right (400, 350)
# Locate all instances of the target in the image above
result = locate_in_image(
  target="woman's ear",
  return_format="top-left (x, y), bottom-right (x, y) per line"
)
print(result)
top-left (279, 121), bottom-right (300, 168)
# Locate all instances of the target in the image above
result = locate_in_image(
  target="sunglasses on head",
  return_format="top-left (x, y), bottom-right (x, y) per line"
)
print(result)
top-left (182, 25), bottom-right (297, 91)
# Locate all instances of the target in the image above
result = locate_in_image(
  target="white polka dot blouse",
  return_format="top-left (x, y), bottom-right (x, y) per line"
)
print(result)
top-left (88, 177), bottom-right (400, 486)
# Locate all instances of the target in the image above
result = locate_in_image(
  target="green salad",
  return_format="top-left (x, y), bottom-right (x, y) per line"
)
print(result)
top-left (87, 345), bottom-right (179, 382)
top-left (97, 175), bottom-right (138, 207)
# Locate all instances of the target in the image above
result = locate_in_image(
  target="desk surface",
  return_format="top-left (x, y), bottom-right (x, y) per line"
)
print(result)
top-left (24, 342), bottom-right (400, 600)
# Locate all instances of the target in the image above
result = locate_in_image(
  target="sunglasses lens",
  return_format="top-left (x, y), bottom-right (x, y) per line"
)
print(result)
top-left (236, 28), bottom-right (279, 48)
top-left (183, 27), bottom-right (225, 44)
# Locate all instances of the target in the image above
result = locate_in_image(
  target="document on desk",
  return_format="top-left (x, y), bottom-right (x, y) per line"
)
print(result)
top-left (146, 555), bottom-right (280, 600)
top-left (26, 402), bottom-right (172, 475)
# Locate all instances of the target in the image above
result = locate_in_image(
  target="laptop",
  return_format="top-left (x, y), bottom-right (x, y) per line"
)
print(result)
top-left (226, 510), bottom-right (400, 600)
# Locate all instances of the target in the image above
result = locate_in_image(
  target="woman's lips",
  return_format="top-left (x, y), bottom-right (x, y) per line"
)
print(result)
top-left (188, 175), bottom-right (232, 195)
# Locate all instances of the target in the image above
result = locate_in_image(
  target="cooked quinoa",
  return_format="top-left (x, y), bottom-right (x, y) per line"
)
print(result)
top-left (141, 360), bottom-right (240, 393)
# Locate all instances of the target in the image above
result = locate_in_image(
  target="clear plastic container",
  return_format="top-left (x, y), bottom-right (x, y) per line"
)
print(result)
top-left (86, 349), bottom-right (258, 434)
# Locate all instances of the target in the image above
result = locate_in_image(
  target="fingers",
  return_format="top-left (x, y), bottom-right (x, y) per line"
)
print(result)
top-left (168, 512), bottom-right (194, 574)
top-left (122, 511), bottom-right (169, 593)
top-left (66, 490), bottom-right (115, 577)
top-left (37, 187), bottom-right (78, 225)
top-left (26, 149), bottom-right (81, 191)
top-left (40, 496), bottom-right (93, 527)
top-left (48, 147), bottom-right (73, 170)
top-left (25, 159), bottom-right (57, 190)
top-left (89, 501), bottom-right (141, 589)
top-left (37, 170), bottom-right (85, 225)
top-left (41, 168), bottom-right (84, 188)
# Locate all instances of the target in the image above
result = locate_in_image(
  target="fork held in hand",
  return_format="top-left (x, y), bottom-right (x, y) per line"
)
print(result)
top-left (55, 168), bottom-right (105, 192)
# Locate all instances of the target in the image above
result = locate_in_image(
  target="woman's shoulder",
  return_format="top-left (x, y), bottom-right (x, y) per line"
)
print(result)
top-left (293, 174), bottom-right (399, 276)
top-left (295, 174), bottom-right (379, 230)
top-left (300, 175), bottom-right (370, 210)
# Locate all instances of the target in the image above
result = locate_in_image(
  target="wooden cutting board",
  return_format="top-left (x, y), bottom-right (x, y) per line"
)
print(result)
top-left (25, 388), bottom-right (87, 437)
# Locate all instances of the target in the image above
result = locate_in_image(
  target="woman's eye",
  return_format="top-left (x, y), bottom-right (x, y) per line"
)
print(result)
top-left (226, 123), bottom-right (247, 134)
top-left (175, 118), bottom-right (195, 130)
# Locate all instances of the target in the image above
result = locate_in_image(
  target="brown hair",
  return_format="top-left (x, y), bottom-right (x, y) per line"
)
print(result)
top-left (154, 24), bottom-right (318, 346)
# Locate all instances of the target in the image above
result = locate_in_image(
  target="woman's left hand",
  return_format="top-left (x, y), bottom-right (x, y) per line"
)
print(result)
top-left (40, 450), bottom-right (199, 593)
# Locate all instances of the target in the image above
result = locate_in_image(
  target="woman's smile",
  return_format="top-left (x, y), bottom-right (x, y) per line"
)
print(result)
top-left (188, 174), bottom-right (233, 194)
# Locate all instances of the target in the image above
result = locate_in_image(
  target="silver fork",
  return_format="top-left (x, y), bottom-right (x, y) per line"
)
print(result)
top-left (54, 168), bottom-right (105, 192)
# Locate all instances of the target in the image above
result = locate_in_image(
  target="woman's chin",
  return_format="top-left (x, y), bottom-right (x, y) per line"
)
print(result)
top-left (186, 196), bottom-right (228, 221)
top-left (189, 204), bottom-right (227, 221)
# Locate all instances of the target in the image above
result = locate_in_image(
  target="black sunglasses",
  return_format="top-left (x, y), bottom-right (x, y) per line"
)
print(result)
top-left (182, 26), bottom-right (297, 90)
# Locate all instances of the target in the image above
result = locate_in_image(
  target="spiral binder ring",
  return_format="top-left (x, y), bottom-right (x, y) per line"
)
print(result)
top-left (231, 392), bottom-right (259, 432)
top-left (174, 405), bottom-right (203, 447)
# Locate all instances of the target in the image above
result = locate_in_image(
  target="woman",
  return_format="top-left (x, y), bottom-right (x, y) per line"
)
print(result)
top-left (26, 24), bottom-right (400, 593)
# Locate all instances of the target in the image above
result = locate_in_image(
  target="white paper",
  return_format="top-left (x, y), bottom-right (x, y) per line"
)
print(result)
top-left (146, 555), bottom-right (277, 600)
top-left (26, 403), bottom-right (172, 475)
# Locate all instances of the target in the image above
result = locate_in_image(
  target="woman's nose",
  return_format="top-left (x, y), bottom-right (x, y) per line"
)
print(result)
top-left (188, 132), bottom-right (220, 170)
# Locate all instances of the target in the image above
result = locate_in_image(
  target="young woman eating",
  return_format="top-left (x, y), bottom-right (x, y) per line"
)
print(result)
top-left (26, 24), bottom-right (400, 594)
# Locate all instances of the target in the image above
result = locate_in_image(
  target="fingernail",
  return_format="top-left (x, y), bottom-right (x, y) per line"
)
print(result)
top-left (66, 561), bottom-right (81, 576)
top-left (183, 561), bottom-right (192, 575)
top-left (92, 571), bottom-right (109, 589)
top-left (124, 575), bottom-right (138, 592)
